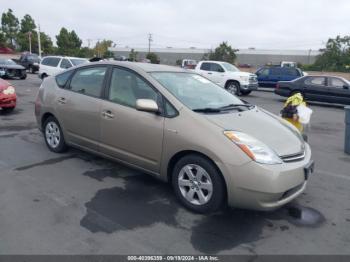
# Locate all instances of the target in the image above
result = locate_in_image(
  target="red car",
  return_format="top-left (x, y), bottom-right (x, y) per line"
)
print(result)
top-left (0, 78), bottom-right (16, 112)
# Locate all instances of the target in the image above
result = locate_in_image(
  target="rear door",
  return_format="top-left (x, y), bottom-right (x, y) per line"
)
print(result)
top-left (327, 77), bottom-right (350, 104)
top-left (55, 65), bottom-right (108, 151)
top-left (100, 66), bottom-right (165, 173)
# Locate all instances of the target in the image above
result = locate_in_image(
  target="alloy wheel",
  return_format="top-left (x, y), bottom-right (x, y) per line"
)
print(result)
top-left (45, 121), bottom-right (61, 149)
top-left (178, 164), bottom-right (213, 205)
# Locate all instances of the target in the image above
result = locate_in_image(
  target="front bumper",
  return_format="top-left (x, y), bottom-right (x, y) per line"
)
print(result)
top-left (0, 93), bottom-right (16, 108)
top-left (241, 82), bottom-right (258, 91)
top-left (218, 143), bottom-right (313, 211)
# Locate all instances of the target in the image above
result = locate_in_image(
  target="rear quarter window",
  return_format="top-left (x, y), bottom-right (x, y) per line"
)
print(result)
top-left (41, 57), bottom-right (61, 67)
top-left (56, 70), bottom-right (74, 88)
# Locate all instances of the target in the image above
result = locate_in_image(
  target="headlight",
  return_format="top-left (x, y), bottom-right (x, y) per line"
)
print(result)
top-left (224, 131), bottom-right (282, 164)
top-left (2, 86), bottom-right (15, 95)
top-left (239, 76), bottom-right (249, 82)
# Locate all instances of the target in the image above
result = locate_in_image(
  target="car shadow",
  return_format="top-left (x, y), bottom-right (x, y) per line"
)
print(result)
top-left (80, 163), bottom-right (325, 253)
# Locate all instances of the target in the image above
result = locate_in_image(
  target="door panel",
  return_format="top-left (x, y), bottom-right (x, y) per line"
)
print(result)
top-left (55, 66), bottom-right (108, 151)
top-left (100, 67), bottom-right (164, 173)
top-left (327, 77), bottom-right (350, 104)
top-left (303, 76), bottom-right (329, 102)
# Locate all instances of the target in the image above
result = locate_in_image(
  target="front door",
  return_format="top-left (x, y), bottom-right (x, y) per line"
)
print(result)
top-left (100, 67), bottom-right (164, 173)
top-left (327, 77), bottom-right (350, 104)
top-left (55, 66), bottom-right (108, 151)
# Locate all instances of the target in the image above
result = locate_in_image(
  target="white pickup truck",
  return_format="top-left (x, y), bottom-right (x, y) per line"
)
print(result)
top-left (195, 60), bottom-right (258, 95)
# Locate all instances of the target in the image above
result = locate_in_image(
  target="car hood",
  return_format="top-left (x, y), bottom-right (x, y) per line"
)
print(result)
top-left (0, 64), bottom-right (25, 70)
top-left (204, 107), bottom-right (305, 157)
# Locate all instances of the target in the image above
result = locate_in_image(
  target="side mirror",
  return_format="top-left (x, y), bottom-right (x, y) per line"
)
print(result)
top-left (136, 99), bottom-right (159, 113)
top-left (218, 68), bottom-right (225, 73)
top-left (343, 85), bottom-right (349, 90)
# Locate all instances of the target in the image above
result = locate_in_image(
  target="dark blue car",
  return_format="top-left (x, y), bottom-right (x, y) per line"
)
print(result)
top-left (255, 66), bottom-right (304, 87)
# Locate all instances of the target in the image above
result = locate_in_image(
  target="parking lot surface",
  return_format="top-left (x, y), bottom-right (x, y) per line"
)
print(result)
top-left (0, 74), bottom-right (350, 255)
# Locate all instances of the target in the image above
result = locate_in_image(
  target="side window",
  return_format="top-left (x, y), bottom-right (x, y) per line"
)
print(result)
top-left (285, 68), bottom-right (299, 76)
top-left (60, 59), bottom-right (72, 69)
top-left (329, 78), bottom-right (345, 89)
top-left (42, 57), bottom-right (61, 67)
top-left (108, 67), bottom-right (158, 108)
top-left (210, 63), bottom-right (224, 72)
top-left (70, 67), bottom-right (107, 97)
top-left (270, 68), bottom-right (281, 75)
top-left (305, 77), bottom-right (326, 86)
top-left (41, 58), bottom-right (49, 66)
top-left (200, 62), bottom-right (211, 71)
top-left (258, 68), bottom-right (269, 76)
top-left (56, 70), bottom-right (74, 88)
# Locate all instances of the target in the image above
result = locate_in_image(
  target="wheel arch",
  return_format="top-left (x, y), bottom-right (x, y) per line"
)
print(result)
top-left (225, 79), bottom-right (240, 88)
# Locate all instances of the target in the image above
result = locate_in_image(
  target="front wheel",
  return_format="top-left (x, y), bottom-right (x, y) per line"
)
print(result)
top-left (43, 117), bottom-right (67, 153)
top-left (225, 81), bottom-right (241, 96)
top-left (172, 154), bottom-right (226, 213)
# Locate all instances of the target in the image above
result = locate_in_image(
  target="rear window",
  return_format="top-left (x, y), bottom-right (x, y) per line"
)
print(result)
top-left (200, 62), bottom-right (211, 71)
top-left (56, 70), bottom-right (74, 88)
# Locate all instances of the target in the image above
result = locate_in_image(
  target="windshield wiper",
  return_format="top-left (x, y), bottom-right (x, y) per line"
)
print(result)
top-left (219, 104), bottom-right (255, 110)
top-left (193, 107), bottom-right (222, 113)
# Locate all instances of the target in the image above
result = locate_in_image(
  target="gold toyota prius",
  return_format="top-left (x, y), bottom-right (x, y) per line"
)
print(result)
top-left (35, 61), bottom-right (314, 213)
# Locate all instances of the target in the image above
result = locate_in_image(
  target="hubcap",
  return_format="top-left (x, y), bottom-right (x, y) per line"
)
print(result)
top-left (178, 164), bottom-right (213, 206)
top-left (45, 121), bottom-right (61, 148)
top-left (227, 83), bottom-right (238, 95)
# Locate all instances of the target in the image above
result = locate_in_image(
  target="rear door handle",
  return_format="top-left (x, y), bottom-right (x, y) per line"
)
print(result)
top-left (207, 72), bottom-right (213, 75)
top-left (102, 110), bottom-right (114, 119)
top-left (57, 97), bottom-right (66, 104)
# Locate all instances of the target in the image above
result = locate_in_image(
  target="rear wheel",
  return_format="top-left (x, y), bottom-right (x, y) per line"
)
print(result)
top-left (172, 154), bottom-right (226, 213)
top-left (225, 81), bottom-right (241, 96)
top-left (20, 73), bottom-right (27, 80)
top-left (29, 66), bottom-right (35, 74)
top-left (43, 117), bottom-right (67, 153)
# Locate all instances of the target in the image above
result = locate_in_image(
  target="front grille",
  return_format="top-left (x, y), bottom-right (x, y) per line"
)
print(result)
top-left (280, 150), bottom-right (305, 163)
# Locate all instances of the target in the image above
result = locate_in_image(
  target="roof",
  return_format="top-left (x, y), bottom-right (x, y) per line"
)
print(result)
top-left (87, 61), bottom-right (187, 73)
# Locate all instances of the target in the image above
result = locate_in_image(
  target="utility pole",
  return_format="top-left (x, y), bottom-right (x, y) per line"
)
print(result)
top-left (28, 31), bottom-right (32, 53)
top-left (37, 24), bottom-right (42, 57)
top-left (148, 33), bottom-right (152, 53)
top-left (87, 39), bottom-right (92, 48)
top-left (308, 49), bottom-right (312, 64)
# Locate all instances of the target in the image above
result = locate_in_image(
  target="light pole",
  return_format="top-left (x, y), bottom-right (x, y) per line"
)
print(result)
top-left (28, 31), bottom-right (32, 53)
top-left (37, 24), bottom-right (42, 57)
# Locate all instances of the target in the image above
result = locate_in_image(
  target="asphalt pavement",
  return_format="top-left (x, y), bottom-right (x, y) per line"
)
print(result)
top-left (0, 74), bottom-right (349, 255)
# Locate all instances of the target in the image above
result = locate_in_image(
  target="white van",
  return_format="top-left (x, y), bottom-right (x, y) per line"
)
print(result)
top-left (38, 56), bottom-right (88, 79)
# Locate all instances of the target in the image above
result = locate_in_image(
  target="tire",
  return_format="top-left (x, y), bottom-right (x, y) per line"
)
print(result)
top-left (29, 66), bottom-right (35, 74)
top-left (43, 116), bottom-right (68, 153)
top-left (290, 90), bottom-right (303, 97)
top-left (240, 90), bottom-right (252, 96)
top-left (172, 154), bottom-right (226, 214)
top-left (225, 81), bottom-right (241, 96)
top-left (20, 74), bottom-right (27, 80)
top-left (1, 107), bottom-right (15, 113)
top-left (41, 73), bottom-right (48, 80)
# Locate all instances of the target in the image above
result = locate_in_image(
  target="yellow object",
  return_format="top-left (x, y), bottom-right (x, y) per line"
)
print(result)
top-left (284, 117), bottom-right (303, 132)
top-left (284, 93), bottom-right (306, 107)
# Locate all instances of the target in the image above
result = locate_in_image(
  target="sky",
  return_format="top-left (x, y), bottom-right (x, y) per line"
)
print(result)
top-left (2, 0), bottom-right (350, 50)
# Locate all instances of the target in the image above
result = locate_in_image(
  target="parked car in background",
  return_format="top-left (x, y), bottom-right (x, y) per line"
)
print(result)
top-left (275, 75), bottom-right (350, 104)
top-left (38, 56), bottom-right (89, 79)
top-left (281, 61), bottom-right (297, 68)
top-left (195, 61), bottom-right (258, 95)
top-left (0, 78), bottom-right (16, 112)
top-left (255, 66), bottom-right (304, 87)
top-left (13, 52), bottom-right (41, 73)
top-left (181, 59), bottom-right (197, 69)
top-left (35, 62), bottom-right (313, 213)
top-left (0, 58), bottom-right (27, 80)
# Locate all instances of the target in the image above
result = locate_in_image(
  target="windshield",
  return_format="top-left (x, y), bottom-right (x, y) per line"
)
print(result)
top-left (70, 58), bottom-right (88, 66)
top-left (0, 59), bottom-right (17, 65)
top-left (150, 72), bottom-right (244, 111)
top-left (222, 62), bottom-right (239, 72)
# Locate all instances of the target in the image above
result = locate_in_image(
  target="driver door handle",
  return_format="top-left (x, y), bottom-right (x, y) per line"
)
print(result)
top-left (57, 97), bottom-right (66, 104)
top-left (207, 72), bottom-right (213, 75)
top-left (102, 110), bottom-right (114, 119)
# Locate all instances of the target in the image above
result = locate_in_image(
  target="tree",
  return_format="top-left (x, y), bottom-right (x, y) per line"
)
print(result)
top-left (312, 35), bottom-right (350, 72)
top-left (1, 9), bottom-right (19, 49)
top-left (56, 27), bottom-right (82, 56)
top-left (0, 30), bottom-right (6, 47)
top-left (146, 52), bottom-right (159, 64)
top-left (94, 39), bottom-right (113, 58)
top-left (77, 47), bottom-right (94, 58)
top-left (16, 14), bottom-right (36, 52)
top-left (206, 42), bottom-right (237, 64)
